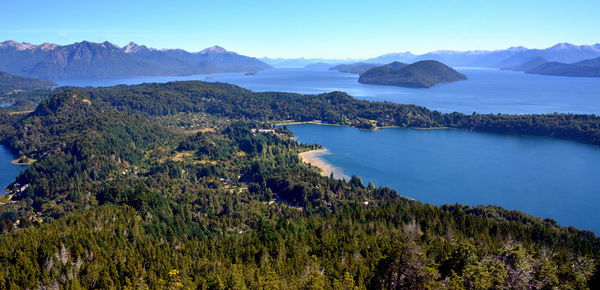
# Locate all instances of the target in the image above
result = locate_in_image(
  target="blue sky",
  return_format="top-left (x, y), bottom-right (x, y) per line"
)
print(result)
top-left (1, 0), bottom-right (599, 58)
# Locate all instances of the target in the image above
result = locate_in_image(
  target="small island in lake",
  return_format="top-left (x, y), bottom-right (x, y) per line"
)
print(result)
top-left (358, 60), bottom-right (467, 88)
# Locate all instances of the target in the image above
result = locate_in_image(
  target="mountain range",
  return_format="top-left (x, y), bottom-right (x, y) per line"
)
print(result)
top-left (0, 40), bottom-right (271, 79)
top-left (286, 43), bottom-right (600, 69)
top-left (364, 43), bottom-right (600, 68)
top-left (525, 57), bottom-right (600, 77)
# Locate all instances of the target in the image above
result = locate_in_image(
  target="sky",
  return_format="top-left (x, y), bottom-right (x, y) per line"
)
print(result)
top-left (1, 0), bottom-right (599, 59)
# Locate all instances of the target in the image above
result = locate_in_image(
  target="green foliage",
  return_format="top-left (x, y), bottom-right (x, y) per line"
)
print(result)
top-left (0, 85), bottom-right (597, 288)
top-left (359, 60), bottom-right (467, 88)
top-left (0, 71), bottom-right (56, 95)
top-left (64, 81), bottom-right (600, 146)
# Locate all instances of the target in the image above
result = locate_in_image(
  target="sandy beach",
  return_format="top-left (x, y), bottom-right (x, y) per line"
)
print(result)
top-left (299, 149), bottom-right (345, 179)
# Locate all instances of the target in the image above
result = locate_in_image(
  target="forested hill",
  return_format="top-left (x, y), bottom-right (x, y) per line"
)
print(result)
top-left (0, 86), bottom-right (598, 288)
top-left (69, 81), bottom-right (600, 146)
top-left (0, 71), bottom-right (56, 94)
top-left (359, 60), bottom-right (467, 88)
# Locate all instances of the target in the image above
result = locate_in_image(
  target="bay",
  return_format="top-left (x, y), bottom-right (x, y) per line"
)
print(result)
top-left (0, 146), bottom-right (27, 194)
top-left (286, 124), bottom-right (600, 233)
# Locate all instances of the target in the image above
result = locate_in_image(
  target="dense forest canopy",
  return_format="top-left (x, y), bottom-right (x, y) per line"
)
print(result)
top-left (0, 71), bottom-right (56, 95)
top-left (358, 61), bottom-right (468, 88)
top-left (65, 81), bottom-right (600, 146)
top-left (0, 82), bottom-right (597, 288)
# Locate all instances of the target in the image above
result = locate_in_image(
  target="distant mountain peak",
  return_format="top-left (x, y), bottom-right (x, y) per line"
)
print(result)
top-left (38, 42), bottom-right (58, 51)
top-left (0, 40), bottom-right (36, 50)
top-left (549, 43), bottom-right (577, 50)
top-left (198, 45), bottom-right (229, 54)
top-left (506, 46), bottom-right (528, 51)
top-left (122, 41), bottom-right (150, 53)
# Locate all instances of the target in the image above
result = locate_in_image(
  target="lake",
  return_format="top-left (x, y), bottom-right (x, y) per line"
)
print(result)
top-left (286, 124), bottom-right (600, 233)
top-left (54, 67), bottom-right (600, 233)
top-left (56, 67), bottom-right (600, 115)
top-left (0, 146), bottom-right (27, 194)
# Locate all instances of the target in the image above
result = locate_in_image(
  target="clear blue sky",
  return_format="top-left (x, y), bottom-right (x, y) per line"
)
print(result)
top-left (1, 0), bottom-right (599, 58)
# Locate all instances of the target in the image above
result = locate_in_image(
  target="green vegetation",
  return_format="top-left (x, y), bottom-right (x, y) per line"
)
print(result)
top-left (0, 82), bottom-right (598, 288)
top-left (526, 57), bottom-right (600, 77)
top-left (0, 71), bottom-right (55, 95)
top-left (70, 81), bottom-right (600, 145)
top-left (329, 62), bottom-right (379, 74)
top-left (359, 60), bottom-right (467, 88)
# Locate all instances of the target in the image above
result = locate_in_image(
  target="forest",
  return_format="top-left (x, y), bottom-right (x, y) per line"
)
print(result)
top-left (0, 82), bottom-right (597, 288)
top-left (67, 81), bottom-right (600, 146)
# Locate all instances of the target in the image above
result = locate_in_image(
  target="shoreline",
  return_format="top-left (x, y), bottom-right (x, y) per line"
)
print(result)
top-left (275, 120), bottom-right (450, 131)
top-left (298, 149), bottom-right (345, 179)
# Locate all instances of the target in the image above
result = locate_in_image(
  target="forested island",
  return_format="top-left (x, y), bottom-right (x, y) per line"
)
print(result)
top-left (329, 62), bottom-right (380, 74)
top-left (0, 81), bottom-right (598, 288)
top-left (358, 60), bottom-right (467, 88)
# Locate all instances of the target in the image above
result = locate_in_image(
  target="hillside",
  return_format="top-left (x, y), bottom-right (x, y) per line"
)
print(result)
top-left (0, 83), bottom-right (598, 288)
top-left (329, 62), bottom-right (380, 74)
top-left (501, 56), bottom-right (548, 71)
top-left (0, 71), bottom-right (56, 94)
top-left (0, 40), bottom-right (272, 79)
top-left (526, 57), bottom-right (600, 77)
top-left (359, 60), bottom-right (467, 88)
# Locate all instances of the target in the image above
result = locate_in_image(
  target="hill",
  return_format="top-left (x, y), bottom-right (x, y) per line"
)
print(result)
top-left (0, 40), bottom-right (272, 79)
top-left (501, 56), bottom-right (548, 71)
top-left (359, 60), bottom-right (467, 88)
top-left (0, 71), bottom-right (56, 94)
top-left (329, 62), bottom-right (380, 74)
top-left (525, 57), bottom-right (600, 77)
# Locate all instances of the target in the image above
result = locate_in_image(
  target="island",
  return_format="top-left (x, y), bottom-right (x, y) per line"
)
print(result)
top-left (358, 60), bottom-right (467, 88)
top-left (329, 62), bottom-right (380, 74)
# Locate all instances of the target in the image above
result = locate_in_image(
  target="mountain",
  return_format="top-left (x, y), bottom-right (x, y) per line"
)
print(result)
top-left (260, 57), bottom-right (361, 67)
top-left (366, 52), bottom-right (416, 64)
top-left (329, 62), bottom-right (380, 74)
top-left (0, 71), bottom-right (56, 94)
top-left (303, 62), bottom-right (332, 69)
top-left (359, 60), bottom-right (467, 88)
top-left (367, 43), bottom-right (600, 68)
top-left (501, 56), bottom-right (548, 71)
top-left (415, 47), bottom-right (528, 67)
top-left (496, 43), bottom-right (600, 68)
top-left (525, 57), bottom-right (600, 77)
top-left (0, 40), bottom-right (272, 79)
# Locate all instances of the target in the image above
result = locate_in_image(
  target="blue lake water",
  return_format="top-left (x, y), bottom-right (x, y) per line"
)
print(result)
top-left (0, 146), bottom-right (26, 194)
top-left (52, 67), bottom-right (600, 233)
top-left (286, 124), bottom-right (600, 233)
top-left (56, 67), bottom-right (600, 115)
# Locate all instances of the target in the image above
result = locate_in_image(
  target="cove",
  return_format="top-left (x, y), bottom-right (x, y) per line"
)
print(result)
top-left (286, 124), bottom-right (600, 233)
top-left (0, 146), bottom-right (28, 194)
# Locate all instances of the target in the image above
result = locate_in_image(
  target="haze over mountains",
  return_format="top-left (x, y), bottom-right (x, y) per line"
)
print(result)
top-left (264, 43), bottom-right (600, 69)
top-left (2, 40), bottom-right (599, 80)
top-left (0, 40), bottom-right (271, 79)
